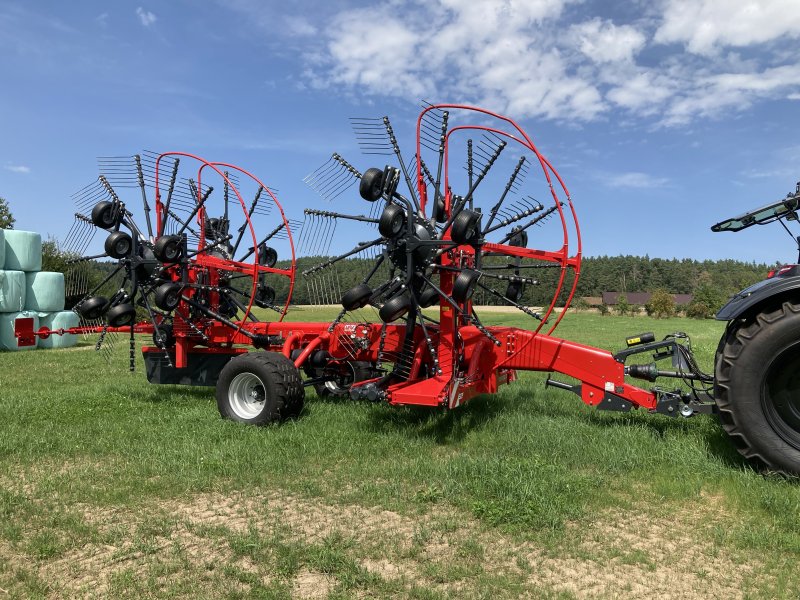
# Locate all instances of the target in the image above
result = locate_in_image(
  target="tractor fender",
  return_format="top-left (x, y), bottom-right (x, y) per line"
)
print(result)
top-left (716, 275), bottom-right (800, 321)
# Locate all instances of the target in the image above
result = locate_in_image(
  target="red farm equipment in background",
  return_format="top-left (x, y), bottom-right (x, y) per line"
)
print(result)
top-left (17, 103), bottom-right (800, 476)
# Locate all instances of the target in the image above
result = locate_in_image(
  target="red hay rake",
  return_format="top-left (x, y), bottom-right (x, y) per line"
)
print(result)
top-left (17, 104), bottom-right (715, 443)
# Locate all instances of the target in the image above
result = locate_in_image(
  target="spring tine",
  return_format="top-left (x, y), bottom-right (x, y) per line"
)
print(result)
top-left (133, 155), bottom-right (154, 239)
top-left (160, 157), bottom-right (181, 232)
top-left (303, 238), bottom-right (384, 277)
top-left (432, 111), bottom-right (449, 216)
top-left (467, 139), bottom-right (474, 208)
top-left (304, 208), bottom-right (379, 225)
top-left (231, 186), bottom-right (262, 257)
top-left (444, 138), bottom-right (507, 232)
top-left (381, 116), bottom-right (419, 210)
top-left (483, 156), bottom-right (525, 232)
top-left (496, 203), bottom-right (562, 243)
top-left (175, 183), bottom-right (213, 237)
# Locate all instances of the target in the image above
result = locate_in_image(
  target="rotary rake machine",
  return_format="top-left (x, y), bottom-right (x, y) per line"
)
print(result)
top-left (18, 104), bottom-right (721, 463)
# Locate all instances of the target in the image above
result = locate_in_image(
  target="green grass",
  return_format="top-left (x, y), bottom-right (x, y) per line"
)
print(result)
top-left (1, 309), bottom-right (800, 598)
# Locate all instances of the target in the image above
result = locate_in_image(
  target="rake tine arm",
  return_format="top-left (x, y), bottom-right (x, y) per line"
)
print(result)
top-left (302, 237), bottom-right (385, 276)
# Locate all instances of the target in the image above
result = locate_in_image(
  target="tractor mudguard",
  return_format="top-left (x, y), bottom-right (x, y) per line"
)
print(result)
top-left (715, 275), bottom-right (800, 321)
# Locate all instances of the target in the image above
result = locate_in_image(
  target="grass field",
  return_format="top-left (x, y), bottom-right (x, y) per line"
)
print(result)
top-left (1, 309), bottom-right (800, 598)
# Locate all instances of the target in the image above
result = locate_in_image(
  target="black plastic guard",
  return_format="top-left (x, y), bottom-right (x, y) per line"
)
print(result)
top-left (143, 347), bottom-right (240, 387)
top-left (715, 275), bottom-right (800, 321)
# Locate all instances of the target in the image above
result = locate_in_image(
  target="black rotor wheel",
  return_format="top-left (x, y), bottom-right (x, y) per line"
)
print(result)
top-left (107, 303), bottom-right (136, 327)
top-left (453, 270), bottom-right (480, 303)
top-left (341, 283), bottom-right (373, 311)
top-left (105, 230), bottom-right (133, 259)
top-left (154, 282), bottom-right (182, 311)
top-left (451, 209), bottom-right (481, 245)
top-left (78, 296), bottom-right (109, 320)
top-left (359, 168), bottom-right (384, 201)
top-left (154, 235), bottom-right (183, 262)
top-left (379, 293), bottom-right (412, 322)
top-left (378, 204), bottom-right (406, 238)
top-left (91, 201), bottom-right (120, 229)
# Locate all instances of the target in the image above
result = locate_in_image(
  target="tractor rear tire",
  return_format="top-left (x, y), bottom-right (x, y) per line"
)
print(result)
top-left (716, 301), bottom-right (800, 475)
top-left (216, 352), bottom-right (304, 425)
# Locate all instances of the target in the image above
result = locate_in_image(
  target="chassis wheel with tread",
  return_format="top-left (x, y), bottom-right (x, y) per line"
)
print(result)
top-left (716, 301), bottom-right (800, 475)
top-left (216, 352), bottom-right (305, 424)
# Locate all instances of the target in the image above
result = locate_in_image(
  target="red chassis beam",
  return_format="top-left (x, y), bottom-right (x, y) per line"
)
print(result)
top-left (17, 317), bottom-right (658, 414)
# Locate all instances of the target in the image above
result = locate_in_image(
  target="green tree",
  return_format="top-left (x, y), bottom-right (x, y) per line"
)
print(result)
top-left (0, 197), bottom-right (14, 229)
top-left (615, 293), bottom-right (630, 316)
top-left (692, 283), bottom-right (728, 316)
top-left (646, 289), bottom-right (676, 318)
top-left (686, 301), bottom-right (711, 319)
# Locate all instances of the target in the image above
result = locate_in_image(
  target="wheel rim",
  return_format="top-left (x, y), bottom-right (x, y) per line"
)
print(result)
top-left (763, 342), bottom-right (800, 450)
top-left (228, 372), bottom-right (267, 420)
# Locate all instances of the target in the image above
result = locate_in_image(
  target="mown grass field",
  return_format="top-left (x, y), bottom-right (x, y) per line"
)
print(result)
top-left (1, 308), bottom-right (799, 598)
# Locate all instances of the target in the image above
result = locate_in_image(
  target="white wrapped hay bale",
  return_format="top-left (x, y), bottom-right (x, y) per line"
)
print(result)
top-left (25, 271), bottom-right (65, 312)
top-left (38, 310), bottom-right (79, 349)
top-left (0, 270), bottom-right (26, 313)
top-left (0, 229), bottom-right (5, 269)
top-left (0, 310), bottom-right (39, 351)
top-left (4, 230), bottom-right (42, 272)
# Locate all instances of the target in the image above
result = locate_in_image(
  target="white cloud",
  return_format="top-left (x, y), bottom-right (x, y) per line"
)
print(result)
top-left (570, 18), bottom-right (646, 64)
top-left (287, 0), bottom-right (800, 127)
top-left (284, 16), bottom-right (316, 37)
top-left (655, 0), bottom-right (800, 55)
top-left (602, 172), bottom-right (669, 188)
top-left (5, 164), bottom-right (31, 174)
top-left (136, 7), bottom-right (156, 27)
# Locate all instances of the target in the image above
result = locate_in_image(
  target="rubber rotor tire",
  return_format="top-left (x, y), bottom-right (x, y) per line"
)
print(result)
top-left (152, 324), bottom-right (175, 348)
top-left (379, 293), bottom-right (411, 322)
top-left (450, 209), bottom-right (481, 245)
top-left (91, 201), bottom-right (120, 229)
top-left (505, 280), bottom-right (525, 303)
top-left (78, 296), bottom-right (109, 320)
top-left (341, 283), bottom-right (373, 311)
top-left (314, 361), bottom-right (375, 398)
top-left (255, 283), bottom-right (276, 308)
top-left (418, 287), bottom-right (439, 308)
top-left (715, 301), bottom-right (800, 475)
top-left (154, 235), bottom-right (183, 262)
top-left (433, 196), bottom-right (446, 223)
top-left (105, 231), bottom-right (133, 259)
top-left (106, 303), bottom-right (136, 327)
top-left (154, 282), bottom-right (182, 311)
top-left (508, 227), bottom-right (528, 248)
top-left (216, 351), bottom-right (305, 424)
top-left (378, 204), bottom-right (406, 238)
top-left (453, 270), bottom-right (480, 303)
top-left (359, 168), bottom-right (384, 201)
top-left (258, 244), bottom-right (278, 268)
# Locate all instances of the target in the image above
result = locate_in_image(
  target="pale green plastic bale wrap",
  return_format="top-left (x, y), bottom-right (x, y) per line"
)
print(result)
top-left (38, 310), bottom-right (79, 349)
top-left (0, 270), bottom-right (26, 313)
top-left (0, 229), bottom-right (5, 269)
top-left (0, 310), bottom-right (39, 351)
top-left (25, 271), bottom-right (65, 311)
top-left (4, 230), bottom-right (42, 272)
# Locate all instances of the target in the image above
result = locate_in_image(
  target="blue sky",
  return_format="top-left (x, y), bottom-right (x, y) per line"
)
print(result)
top-left (1, 0), bottom-right (799, 264)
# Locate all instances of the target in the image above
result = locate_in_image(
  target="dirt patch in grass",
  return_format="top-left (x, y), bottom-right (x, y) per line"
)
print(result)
top-left (0, 488), bottom-right (767, 598)
top-left (292, 568), bottom-right (335, 599)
